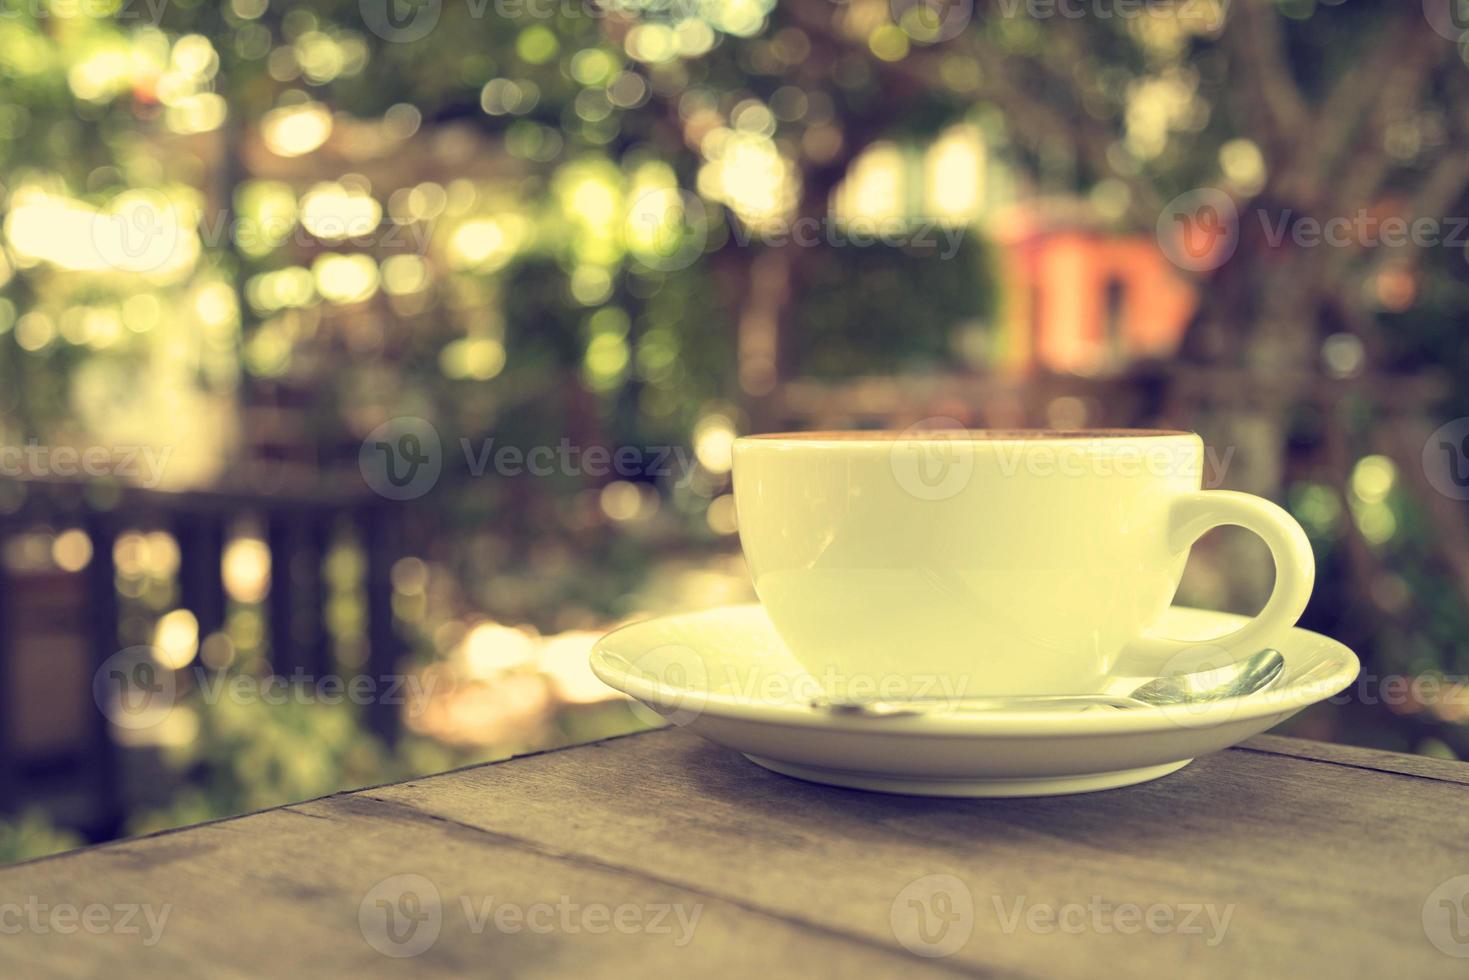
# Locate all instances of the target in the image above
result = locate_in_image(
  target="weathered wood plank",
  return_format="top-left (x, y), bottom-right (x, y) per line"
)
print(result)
top-left (2, 785), bottom-right (956, 978)
top-left (2, 730), bottom-right (1466, 979)
top-left (1239, 733), bottom-right (1469, 785)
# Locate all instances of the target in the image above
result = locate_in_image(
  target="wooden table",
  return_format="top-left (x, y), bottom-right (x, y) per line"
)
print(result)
top-left (5, 729), bottom-right (1468, 978)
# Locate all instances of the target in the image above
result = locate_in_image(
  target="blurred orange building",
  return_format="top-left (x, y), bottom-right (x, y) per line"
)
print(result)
top-left (830, 124), bottom-right (1200, 380)
top-left (993, 209), bottom-right (1199, 377)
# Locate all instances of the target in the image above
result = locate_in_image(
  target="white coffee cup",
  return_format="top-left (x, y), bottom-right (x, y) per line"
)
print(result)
top-left (732, 429), bottom-right (1314, 698)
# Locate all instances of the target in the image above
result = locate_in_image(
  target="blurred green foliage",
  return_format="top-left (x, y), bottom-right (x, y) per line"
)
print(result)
top-left (0, 810), bottom-right (85, 865)
top-left (3, 0), bottom-right (1469, 859)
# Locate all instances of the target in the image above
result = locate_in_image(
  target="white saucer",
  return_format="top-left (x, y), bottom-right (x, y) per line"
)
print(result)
top-left (590, 604), bottom-right (1360, 797)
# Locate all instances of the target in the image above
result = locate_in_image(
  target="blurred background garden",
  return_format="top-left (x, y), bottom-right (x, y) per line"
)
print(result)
top-left (3, 0), bottom-right (1469, 862)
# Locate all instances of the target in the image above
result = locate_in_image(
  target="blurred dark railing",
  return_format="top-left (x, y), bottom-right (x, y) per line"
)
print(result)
top-left (0, 472), bottom-right (405, 840)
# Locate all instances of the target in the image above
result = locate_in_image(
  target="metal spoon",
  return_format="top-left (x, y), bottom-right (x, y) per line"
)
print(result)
top-left (810, 648), bottom-right (1286, 718)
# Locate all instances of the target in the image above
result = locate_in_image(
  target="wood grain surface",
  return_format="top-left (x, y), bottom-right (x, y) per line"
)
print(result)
top-left (3, 729), bottom-right (1467, 978)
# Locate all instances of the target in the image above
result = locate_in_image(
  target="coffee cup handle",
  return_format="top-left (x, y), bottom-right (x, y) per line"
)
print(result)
top-left (1129, 490), bottom-right (1315, 662)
